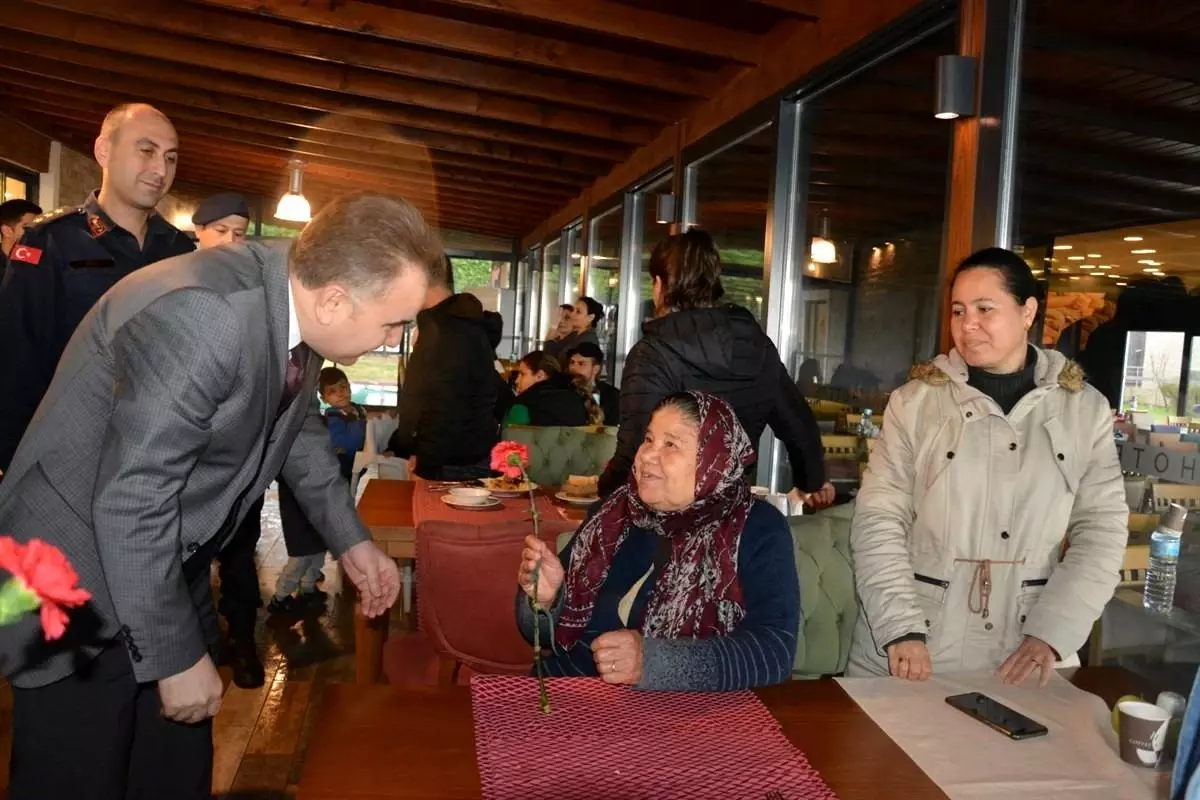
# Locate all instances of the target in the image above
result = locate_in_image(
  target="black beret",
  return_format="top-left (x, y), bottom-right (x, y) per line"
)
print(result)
top-left (192, 192), bottom-right (250, 226)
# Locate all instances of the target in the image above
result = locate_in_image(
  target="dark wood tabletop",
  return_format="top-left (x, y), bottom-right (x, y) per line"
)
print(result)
top-left (297, 667), bottom-right (1150, 800)
top-left (296, 678), bottom-right (946, 800)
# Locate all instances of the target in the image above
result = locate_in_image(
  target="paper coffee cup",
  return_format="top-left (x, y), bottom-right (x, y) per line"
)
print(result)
top-left (1118, 700), bottom-right (1171, 768)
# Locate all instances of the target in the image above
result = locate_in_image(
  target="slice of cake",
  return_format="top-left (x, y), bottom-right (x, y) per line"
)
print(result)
top-left (564, 475), bottom-right (599, 498)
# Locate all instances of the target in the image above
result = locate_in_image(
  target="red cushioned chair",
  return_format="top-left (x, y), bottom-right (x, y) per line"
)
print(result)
top-left (382, 517), bottom-right (575, 686)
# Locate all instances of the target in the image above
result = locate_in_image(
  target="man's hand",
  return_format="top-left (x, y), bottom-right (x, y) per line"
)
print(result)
top-left (340, 540), bottom-right (400, 617)
top-left (158, 654), bottom-right (223, 724)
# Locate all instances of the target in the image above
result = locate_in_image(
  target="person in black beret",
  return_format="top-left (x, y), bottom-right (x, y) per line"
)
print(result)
top-left (192, 192), bottom-right (250, 250)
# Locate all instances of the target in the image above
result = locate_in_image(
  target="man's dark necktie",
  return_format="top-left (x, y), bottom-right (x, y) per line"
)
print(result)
top-left (278, 343), bottom-right (310, 415)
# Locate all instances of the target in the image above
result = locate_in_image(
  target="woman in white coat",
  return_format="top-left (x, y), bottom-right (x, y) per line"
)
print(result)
top-left (849, 247), bottom-right (1127, 685)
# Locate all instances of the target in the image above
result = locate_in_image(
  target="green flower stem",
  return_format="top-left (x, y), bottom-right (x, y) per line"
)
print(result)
top-left (0, 577), bottom-right (41, 625)
top-left (510, 454), bottom-right (551, 715)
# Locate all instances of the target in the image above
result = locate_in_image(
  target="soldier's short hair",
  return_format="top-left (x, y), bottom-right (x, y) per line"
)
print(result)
top-left (99, 103), bottom-right (172, 143)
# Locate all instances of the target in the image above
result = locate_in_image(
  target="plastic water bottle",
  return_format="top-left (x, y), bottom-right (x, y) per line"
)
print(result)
top-left (857, 409), bottom-right (874, 438)
top-left (1145, 503), bottom-right (1188, 613)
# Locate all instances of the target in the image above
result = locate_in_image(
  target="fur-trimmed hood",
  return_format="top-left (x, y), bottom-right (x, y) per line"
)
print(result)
top-left (908, 347), bottom-right (1085, 393)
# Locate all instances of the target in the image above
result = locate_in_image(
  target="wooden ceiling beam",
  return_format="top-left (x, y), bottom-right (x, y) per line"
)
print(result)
top-left (21, 0), bottom-right (678, 122)
top-left (1024, 90), bottom-right (1200, 150)
top-left (2, 2), bottom-right (656, 144)
top-left (25, 112), bottom-right (561, 214)
top-left (0, 46), bottom-right (623, 171)
top-left (1025, 139), bottom-right (1200, 190)
top-left (428, 0), bottom-right (764, 64)
top-left (192, 0), bottom-right (714, 96)
top-left (1026, 28), bottom-right (1200, 87)
top-left (0, 66), bottom-right (616, 173)
top-left (743, 0), bottom-right (822, 17)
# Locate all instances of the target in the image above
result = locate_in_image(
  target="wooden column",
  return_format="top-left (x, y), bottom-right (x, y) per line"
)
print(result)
top-left (939, 0), bottom-right (1026, 351)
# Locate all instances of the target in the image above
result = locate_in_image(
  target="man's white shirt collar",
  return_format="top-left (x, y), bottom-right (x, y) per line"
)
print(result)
top-left (286, 276), bottom-right (302, 351)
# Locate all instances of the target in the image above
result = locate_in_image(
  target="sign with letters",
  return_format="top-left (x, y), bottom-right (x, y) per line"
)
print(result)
top-left (1117, 441), bottom-right (1200, 486)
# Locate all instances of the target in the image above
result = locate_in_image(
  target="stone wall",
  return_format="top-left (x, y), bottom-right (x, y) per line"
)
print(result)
top-left (57, 143), bottom-right (100, 209)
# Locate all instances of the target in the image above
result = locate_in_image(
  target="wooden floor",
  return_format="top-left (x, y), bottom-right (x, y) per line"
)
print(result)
top-left (0, 476), bottom-right (416, 798)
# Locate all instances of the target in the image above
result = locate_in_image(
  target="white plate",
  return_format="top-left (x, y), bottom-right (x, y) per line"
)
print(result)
top-left (555, 491), bottom-right (599, 506)
top-left (440, 495), bottom-right (502, 510)
top-left (479, 478), bottom-right (539, 496)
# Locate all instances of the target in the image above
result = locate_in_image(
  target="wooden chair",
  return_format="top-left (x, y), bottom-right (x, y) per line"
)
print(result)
top-left (821, 435), bottom-right (859, 461)
top-left (1150, 482), bottom-right (1200, 513)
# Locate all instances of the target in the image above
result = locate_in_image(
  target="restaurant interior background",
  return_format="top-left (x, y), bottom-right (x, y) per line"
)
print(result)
top-left (5, 0), bottom-right (1200, 480)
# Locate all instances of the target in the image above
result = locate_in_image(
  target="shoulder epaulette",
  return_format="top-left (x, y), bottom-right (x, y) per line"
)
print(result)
top-left (26, 206), bottom-right (85, 230)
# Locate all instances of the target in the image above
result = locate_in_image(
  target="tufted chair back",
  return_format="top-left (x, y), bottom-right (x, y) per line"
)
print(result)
top-left (501, 425), bottom-right (618, 487)
top-left (789, 503), bottom-right (857, 678)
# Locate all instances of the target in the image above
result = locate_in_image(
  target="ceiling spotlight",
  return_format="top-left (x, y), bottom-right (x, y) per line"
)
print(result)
top-left (1053, 245), bottom-right (1073, 251)
top-left (1068, 276), bottom-right (1081, 281)
top-left (1117, 281), bottom-right (1128, 286)
top-left (1138, 259), bottom-right (1158, 265)
top-left (1143, 267), bottom-right (1160, 272)
top-left (1087, 253), bottom-right (1102, 258)
top-left (1096, 265), bottom-right (1111, 270)
top-left (1056, 267), bottom-right (1070, 273)
top-left (1068, 255), bottom-right (1085, 261)
top-left (1124, 236), bottom-right (1143, 242)
top-left (1131, 249), bottom-right (1157, 254)
top-left (935, 55), bottom-right (977, 119)
top-left (1089, 272), bottom-right (1105, 276)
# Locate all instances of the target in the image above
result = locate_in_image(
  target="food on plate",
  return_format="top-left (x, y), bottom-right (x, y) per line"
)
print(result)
top-left (485, 476), bottom-right (534, 492)
top-left (563, 475), bottom-right (599, 498)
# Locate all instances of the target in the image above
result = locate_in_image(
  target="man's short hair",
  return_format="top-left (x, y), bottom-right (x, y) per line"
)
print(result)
top-left (290, 192), bottom-right (445, 298)
top-left (569, 342), bottom-right (605, 366)
top-left (0, 199), bottom-right (42, 228)
top-left (99, 103), bottom-right (171, 143)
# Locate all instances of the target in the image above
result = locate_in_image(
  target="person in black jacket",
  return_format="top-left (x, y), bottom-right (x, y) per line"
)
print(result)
top-left (566, 342), bottom-right (620, 425)
top-left (505, 351), bottom-right (602, 427)
top-left (388, 258), bottom-right (503, 479)
top-left (597, 229), bottom-right (833, 509)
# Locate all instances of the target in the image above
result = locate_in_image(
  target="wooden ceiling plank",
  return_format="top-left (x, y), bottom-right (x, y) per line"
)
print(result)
top-left (0, 63), bottom-right (619, 172)
top-left (21, 109), bottom-right (562, 212)
top-left (191, 0), bottom-right (714, 96)
top-left (0, 48), bottom-right (598, 186)
top-left (0, 47), bottom-right (624, 164)
top-left (742, 0), bottom-right (822, 17)
top-left (429, 0), bottom-right (763, 64)
top-left (1024, 90), bottom-right (1200, 150)
top-left (1026, 28), bottom-right (1200, 87)
top-left (21, 0), bottom-right (679, 121)
top-left (4, 2), bottom-right (656, 145)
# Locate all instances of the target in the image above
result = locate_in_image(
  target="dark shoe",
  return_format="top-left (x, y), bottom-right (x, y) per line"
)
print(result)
top-left (228, 638), bottom-right (265, 689)
top-left (299, 588), bottom-right (328, 609)
top-left (267, 595), bottom-right (302, 615)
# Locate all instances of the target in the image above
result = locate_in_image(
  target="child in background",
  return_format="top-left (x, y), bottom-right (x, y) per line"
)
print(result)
top-left (268, 368), bottom-right (368, 613)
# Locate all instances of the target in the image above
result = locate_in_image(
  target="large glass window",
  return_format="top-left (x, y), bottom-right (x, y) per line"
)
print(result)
top-left (538, 238), bottom-right (563, 348)
top-left (794, 25), bottom-right (953, 404)
top-left (635, 172), bottom-right (675, 326)
top-left (588, 205), bottom-right (623, 382)
top-left (689, 125), bottom-right (776, 322)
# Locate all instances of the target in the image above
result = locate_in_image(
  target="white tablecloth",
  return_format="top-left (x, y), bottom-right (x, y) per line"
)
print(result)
top-left (836, 671), bottom-right (1168, 799)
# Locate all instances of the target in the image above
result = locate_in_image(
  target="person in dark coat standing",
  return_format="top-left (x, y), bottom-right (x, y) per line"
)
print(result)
top-left (597, 230), bottom-right (832, 509)
top-left (387, 257), bottom-right (504, 479)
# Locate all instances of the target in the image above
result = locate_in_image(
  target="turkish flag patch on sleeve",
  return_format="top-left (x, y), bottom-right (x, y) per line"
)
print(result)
top-left (10, 245), bottom-right (42, 265)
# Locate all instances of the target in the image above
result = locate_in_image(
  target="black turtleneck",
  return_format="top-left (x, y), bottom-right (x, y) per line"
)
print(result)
top-left (967, 345), bottom-right (1038, 414)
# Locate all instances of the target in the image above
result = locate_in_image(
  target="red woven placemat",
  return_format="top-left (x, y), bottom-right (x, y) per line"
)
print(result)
top-left (470, 676), bottom-right (837, 800)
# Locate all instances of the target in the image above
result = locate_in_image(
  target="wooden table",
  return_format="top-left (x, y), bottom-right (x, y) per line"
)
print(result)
top-left (297, 668), bottom-right (1147, 800)
top-left (353, 479), bottom-right (588, 684)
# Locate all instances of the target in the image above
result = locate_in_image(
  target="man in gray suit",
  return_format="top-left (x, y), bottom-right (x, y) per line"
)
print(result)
top-left (0, 192), bottom-right (435, 799)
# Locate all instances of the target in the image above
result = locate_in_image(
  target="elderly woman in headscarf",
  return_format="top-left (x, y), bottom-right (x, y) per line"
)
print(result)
top-left (515, 391), bottom-right (800, 691)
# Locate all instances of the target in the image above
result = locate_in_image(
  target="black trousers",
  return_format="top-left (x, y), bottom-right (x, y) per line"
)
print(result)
top-left (10, 569), bottom-right (220, 800)
top-left (217, 494), bottom-right (265, 640)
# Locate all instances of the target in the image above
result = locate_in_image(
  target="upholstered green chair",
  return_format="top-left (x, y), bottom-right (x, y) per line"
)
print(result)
top-left (501, 425), bottom-right (617, 487)
top-left (789, 503), bottom-right (857, 678)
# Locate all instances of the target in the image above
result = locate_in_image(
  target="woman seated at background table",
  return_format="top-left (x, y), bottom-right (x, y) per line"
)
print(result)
top-left (849, 247), bottom-right (1127, 686)
top-left (505, 350), bottom-right (602, 427)
top-left (516, 391), bottom-right (800, 691)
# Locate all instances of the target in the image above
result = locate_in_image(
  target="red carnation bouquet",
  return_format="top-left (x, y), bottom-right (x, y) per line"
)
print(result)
top-left (491, 440), bottom-right (551, 714)
top-left (0, 537), bottom-right (91, 640)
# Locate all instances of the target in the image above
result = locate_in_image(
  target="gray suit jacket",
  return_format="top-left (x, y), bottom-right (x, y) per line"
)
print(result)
top-left (0, 241), bottom-right (370, 687)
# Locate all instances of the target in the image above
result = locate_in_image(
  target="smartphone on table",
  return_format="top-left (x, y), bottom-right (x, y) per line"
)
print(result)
top-left (945, 692), bottom-right (1049, 740)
